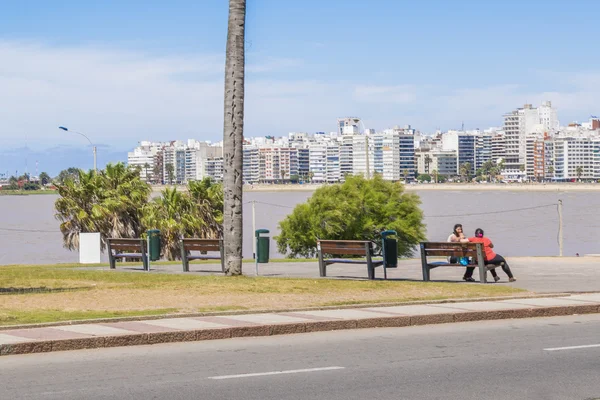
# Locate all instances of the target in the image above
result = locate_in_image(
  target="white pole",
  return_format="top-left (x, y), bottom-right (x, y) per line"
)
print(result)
top-left (93, 146), bottom-right (97, 174)
top-left (558, 199), bottom-right (563, 256)
top-left (252, 200), bottom-right (256, 259)
top-left (365, 135), bottom-right (370, 179)
top-left (146, 235), bottom-right (151, 272)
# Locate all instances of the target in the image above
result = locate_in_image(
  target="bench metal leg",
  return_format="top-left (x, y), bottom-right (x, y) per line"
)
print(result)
top-left (476, 244), bottom-right (487, 283)
top-left (219, 240), bottom-right (225, 273)
top-left (318, 249), bottom-right (326, 277)
top-left (419, 244), bottom-right (429, 281)
top-left (109, 254), bottom-right (116, 269)
top-left (142, 253), bottom-right (149, 271)
top-left (366, 247), bottom-right (375, 280)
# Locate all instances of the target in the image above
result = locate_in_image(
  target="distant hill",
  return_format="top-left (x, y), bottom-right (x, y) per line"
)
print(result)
top-left (0, 145), bottom-right (128, 177)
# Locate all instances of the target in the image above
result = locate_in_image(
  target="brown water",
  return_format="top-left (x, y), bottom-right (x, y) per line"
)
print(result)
top-left (0, 191), bottom-right (597, 265)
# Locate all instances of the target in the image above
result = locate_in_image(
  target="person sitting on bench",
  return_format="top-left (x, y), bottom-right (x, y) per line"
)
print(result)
top-left (468, 228), bottom-right (516, 283)
top-left (447, 223), bottom-right (475, 282)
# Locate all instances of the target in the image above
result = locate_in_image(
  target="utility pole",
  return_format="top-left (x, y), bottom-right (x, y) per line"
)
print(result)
top-left (558, 199), bottom-right (563, 256)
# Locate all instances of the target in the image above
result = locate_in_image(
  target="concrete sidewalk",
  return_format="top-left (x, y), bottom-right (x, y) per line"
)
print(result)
top-left (2, 293), bottom-right (600, 357)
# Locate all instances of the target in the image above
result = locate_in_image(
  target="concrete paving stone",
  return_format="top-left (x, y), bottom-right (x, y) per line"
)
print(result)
top-left (223, 314), bottom-right (314, 324)
top-left (193, 316), bottom-right (262, 327)
top-left (431, 302), bottom-right (534, 311)
top-left (2, 328), bottom-right (94, 341)
top-left (288, 309), bottom-right (394, 320)
top-left (371, 305), bottom-right (468, 316)
top-left (100, 321), bottom-right (180, 333)
top-left (141, 318), bottom-right (230, 330)
top-left (53, 325), bottom-right (137, 336)
top-left (0, 333), bottom-right (37, 345)
top-left (564, 294), bottom-right (600, 303)
top-left (499, 298), bottom-right (597, 307)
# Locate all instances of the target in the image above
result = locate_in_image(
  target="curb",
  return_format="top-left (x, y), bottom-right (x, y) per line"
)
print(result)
top-left (0, 292), bottom-right (574, 332)
top-left (1, 303), bottom-right (599, 357)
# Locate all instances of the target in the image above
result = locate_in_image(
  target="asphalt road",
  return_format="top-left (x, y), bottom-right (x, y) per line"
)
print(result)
top-left (3, 315), bottom-right (600, 400)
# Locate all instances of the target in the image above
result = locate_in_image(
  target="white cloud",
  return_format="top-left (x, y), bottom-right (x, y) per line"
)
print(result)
top-left (1, 40), bottom-right (600, 151)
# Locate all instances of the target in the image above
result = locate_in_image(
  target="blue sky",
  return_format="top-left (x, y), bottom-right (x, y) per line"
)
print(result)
top-left (2, 0), bottom-right (600, 174)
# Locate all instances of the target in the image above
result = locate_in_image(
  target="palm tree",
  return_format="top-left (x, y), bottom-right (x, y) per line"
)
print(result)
top-left (431, 169), bottom-right (438, 183)
top-left (153, 163), bottom-right (162, 184)
top-left (547, 165), bottom-right (554, 180)
top-left (143, 163), bottom-right (150, 183)
top-left (55, 169), bottom-right (104, 250)
top-left (459, 162), bottom-right (471, 182)
top-left (55, 163), bottom-right (150, 251)
top-left (576, 166), bottom-right (583, 181)
top-left (424, 154), bottom-right (432, 174)
top-left (222, 0), bottom-right (246, 276)
top-left (165, 163), bottom-right (175, 185)
top-left (142, 186), bottom-right (222, 260)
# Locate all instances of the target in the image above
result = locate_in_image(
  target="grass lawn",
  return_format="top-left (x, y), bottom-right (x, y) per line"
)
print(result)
top-left (0, 263), bottom-right (527, 327)
top-left (0, 189), bottom-right (58, 195)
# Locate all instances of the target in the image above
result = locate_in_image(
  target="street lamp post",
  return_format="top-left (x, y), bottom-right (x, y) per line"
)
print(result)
top-left (59, 126), bottom-right (97, 174)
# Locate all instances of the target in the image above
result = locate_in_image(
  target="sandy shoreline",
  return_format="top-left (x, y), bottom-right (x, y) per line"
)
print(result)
top-left (151, 183), bottom-right (600, 193)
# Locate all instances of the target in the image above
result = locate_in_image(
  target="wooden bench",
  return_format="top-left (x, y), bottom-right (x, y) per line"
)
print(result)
top-left (317, 240), bottom-right (385, 280)
top-left (180, 238), bottom-right (224, 272)
top-left (419, 241), bottom-right (500, 283)
top-left (107, 238), bottom-right (148, 271)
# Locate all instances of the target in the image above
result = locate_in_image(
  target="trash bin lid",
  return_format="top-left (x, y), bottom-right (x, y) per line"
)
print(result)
top-left (255, 229), bottom-right (270, 237)
top-left (381, 230), bottom-right (397, 237)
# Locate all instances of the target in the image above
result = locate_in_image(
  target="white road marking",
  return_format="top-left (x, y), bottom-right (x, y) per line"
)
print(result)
top-left (544, 344), bottom-right (600, 351)
top-left (208, 366), bottom-right (345, 380)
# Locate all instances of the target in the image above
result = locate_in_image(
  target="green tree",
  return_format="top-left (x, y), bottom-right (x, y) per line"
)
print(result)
top-left (165, 163), bottom-right (175, 185)
top-left (424, 154), bottom-right (432, 174)
top-left (57, 167), bottom-right (81, 184)
top-left (54, 163), bottom-right (150, 251)
top-left (153, 163), bottom-right (163, 184)
top-left (275, 175), bottom-right (426, 258)
top-left (39, 172), bottom-right (51, 185)
top-left (142, 183), bottom-right (223, 260)
top-left (576, 166), bottom-right (583, 180)
top-left (547, 165), bottom-right (554, 178)
top-left (417, 174), bottom-right (431, 182)
top-left (459, 162), bottom-right (472, 182)
top-left (222, 0), bottom-right (246, 276)
top-left (23, 182), bottom-right (41, 190)
top-left (431, 169), bottom-right (439, 183)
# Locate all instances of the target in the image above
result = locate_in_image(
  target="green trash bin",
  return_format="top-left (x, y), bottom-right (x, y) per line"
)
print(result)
top-left (255, 229), bottom-right (270, 263)
top-left (381, 230), bottom-right (398, 268)
top-left (147, 229), bottom-right (161, 262)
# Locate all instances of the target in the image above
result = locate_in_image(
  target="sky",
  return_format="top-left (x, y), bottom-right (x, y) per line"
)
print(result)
top-left (2, 0), bottom-right (600, 175)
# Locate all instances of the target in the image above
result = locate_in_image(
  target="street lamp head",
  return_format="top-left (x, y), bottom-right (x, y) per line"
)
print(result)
top-left (58, 126), bottom-right (68, 131)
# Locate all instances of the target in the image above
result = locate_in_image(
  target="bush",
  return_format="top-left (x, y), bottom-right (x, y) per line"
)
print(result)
top-left (275, 175), bottom-right (426, 258)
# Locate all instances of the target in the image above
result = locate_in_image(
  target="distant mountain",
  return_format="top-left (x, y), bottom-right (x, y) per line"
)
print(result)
top-left (0, 144), bottom-right (128, 177)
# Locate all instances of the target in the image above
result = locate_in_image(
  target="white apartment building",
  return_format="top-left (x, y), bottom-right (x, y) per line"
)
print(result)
top-left (503, 102), bottom-right (558, 173)
top-left (127, 141), bottom-right (164, 182)
top-left (309, 141), bottom-right (340, 183)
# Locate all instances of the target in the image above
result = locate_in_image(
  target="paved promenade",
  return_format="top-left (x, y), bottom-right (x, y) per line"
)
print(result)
top-left (2, 256), bottom-right (600, 356)
top-left (2, 293), bottom-right (600, 356)
top-left (117, 256), bottom-right (600, 293)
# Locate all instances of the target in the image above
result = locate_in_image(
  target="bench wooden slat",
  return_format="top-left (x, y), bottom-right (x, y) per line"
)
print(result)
top-left (317, 239), bottom-right (385, 280)
top-left (107, 238), bottom-right (148, 271)
top-left (180, 238), bottom-right (224, 273)
top-left (420, 241), bottom-right (488, 283)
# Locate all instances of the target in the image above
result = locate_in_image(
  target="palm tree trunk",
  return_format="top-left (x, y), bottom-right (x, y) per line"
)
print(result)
top-left (222, 0), bottom-right (246, 276)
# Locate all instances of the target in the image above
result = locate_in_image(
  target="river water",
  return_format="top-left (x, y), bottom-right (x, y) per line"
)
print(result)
top-left (0, 190), bottom-right (597, 265)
